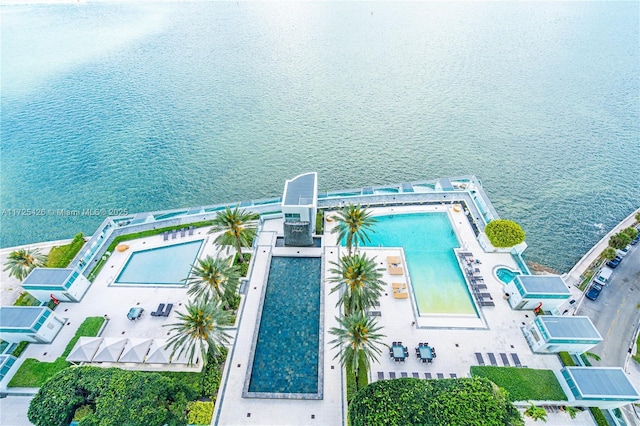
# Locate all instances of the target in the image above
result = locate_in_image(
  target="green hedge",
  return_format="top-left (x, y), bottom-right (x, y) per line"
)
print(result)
top-left (46, 233), bottom-right (85, 268)
top-left (470, 366), bottom-right (567, 402)
top-left (8, 316), bottom-right (105, 388)
top-left (348, 377), bottom-right (523, 426)
top-left (13, 292), bottom-right (41, 307)
top-left (589, 407), bottom-right (608, 426)
top-left (558, 351), bottom-right (576, 367)
top-left (316, 211), bottom-right (324, 235)
top-left (485, 219), bottom-right (526, 247)
top-left (11, 341), bottom-right (29, 357)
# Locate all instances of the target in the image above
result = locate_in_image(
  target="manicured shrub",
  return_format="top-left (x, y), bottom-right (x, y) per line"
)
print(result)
top-left (72, 404), bottom-right (93, 421)
top-left (11, 341), bottom-right (29, 357)
top-left (470, 366), bottom-right (567, 401)
top-left (186, 401), bottom-right (214, 425)
top-left (601, 247), bottom-right (617, 260)
top-left (609, 232), bottom-right (631, 250)
top-left (13, 292), bottom-right (41, 306)
top-left (485, 220), bottom-right (526, 248)
top-left (201, 347), bottom-right (228, 400)
top-left (349, 377), bottom-right (523, 426)
top-left (622, 226), bottom-right (638, 240)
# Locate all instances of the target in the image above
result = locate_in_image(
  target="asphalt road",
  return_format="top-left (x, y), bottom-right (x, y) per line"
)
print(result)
top-left (577, 240), bottom-right (640, 367)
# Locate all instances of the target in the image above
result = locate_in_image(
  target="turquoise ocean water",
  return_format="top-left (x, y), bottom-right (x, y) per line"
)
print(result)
top-left (1, 2), bottom-right (639, 272)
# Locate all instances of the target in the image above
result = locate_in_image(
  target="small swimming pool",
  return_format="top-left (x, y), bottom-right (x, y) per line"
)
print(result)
top-left (114, 240), bottom-right (203, 285)
top-left (360, 213), bottom-right (477, 316)
top-left (246, 256), bottom-right (322, 397)
top-left (495, 267), bottom-right (521, 284)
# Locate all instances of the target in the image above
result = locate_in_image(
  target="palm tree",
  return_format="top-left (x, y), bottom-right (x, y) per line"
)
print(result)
top-left (524, 402), bottom-right (547, 422)
top-left (208, 206), bottom-right (259, 263)
top-left (329, 312), bottom-right (385, 391)
top-left (583, 351), bottom-right (601, 362)
top-left (185, 255), bottom-right (240, 308)
top-left (329, 253), bottom-right (385, 316)
top-left (164, 297), bottom-right (232, 366)
top-left (3, 248), bottom-right (47, 281)
top-left (331, 204), bottom-right (377, 256)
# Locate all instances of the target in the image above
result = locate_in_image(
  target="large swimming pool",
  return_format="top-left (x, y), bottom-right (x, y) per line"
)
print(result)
top-left (246, 256), bottom-right (322, 397)
top-left (361, 213), bottom-right (477, 316)
top-left (114, 240), bottom-right (203, 285)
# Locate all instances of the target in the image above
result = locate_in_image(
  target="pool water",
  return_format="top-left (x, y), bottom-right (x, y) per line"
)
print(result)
top-left (248, 256), bottom-right (321, 395)
top-left (496, 267), bottom-right (521, 284)
top-left (114, 240), bottom-right (203, 285)
top-left (360, 213), bottom-right (477, 316)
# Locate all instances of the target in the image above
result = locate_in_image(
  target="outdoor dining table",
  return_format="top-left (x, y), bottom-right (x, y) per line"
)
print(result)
top-left (419, 345), bottom-right (434, 361)
top-left (392, 345), bottom-right (406, 360)
top-left (127, 307), bottom-right (144, 321)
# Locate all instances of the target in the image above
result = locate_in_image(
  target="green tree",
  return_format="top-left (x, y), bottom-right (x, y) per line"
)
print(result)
top-left (524, 402), bottom-right (547, 422)
top-left (208, 206), bottom-right (259, 263)
top-left (329, 312), bottom-right (385, 391)
top-left (601, 247), bottom-right (617, 260)
top-left (635, 211), bottom-right (640, 223)
top-left (165, 298), bottom-right (232, 366)
top-left (329, 253), bottom-right (385, 315)
top-left (563, 406), bottom-right (579, 419)
top-left (186, 255), bottom-right (240, 308)
top-left (583, 351), bottom-right (601, 362)
top-left (485, 219), bottom-right (526, 248)
top-left (608, 232), bottom-right (631, 250)
top-left (622, 226), bottom-right (638, 240)
top-left (331, 204), bottom-right (377, 256)
top-left (3, 248), bottom-right (46, 281)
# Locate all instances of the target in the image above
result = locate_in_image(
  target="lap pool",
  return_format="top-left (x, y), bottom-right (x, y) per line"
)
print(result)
top-left (361, 213), bottom-right (477, 316)
top-left (245, 256), bottom-right (322, 398)
top-left (114, 240), bottom-right (203, 285)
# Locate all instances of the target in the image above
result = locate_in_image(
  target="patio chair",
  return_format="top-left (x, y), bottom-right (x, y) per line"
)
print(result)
top-left (172, 230), bottom-right (177, 239)
top-left (450, 373), bottom-right (457, 378)
top-left (487, 353), bottom-right (498, 366)
top-left (481, 300), bottom-right (495, 307)
top-left (188, 225), bottom-right (194, 235)
top-left (377, 372), bottom-right (384, 380)
top-left (163, 231), bottom-right (169, 241)
top-left (393, 290), bottom-right (409, 299)
top-left (436, 373), bottom-right (444, 379)
top-left (424, 373), bottom-right (432, 379)
top-left (180, 228), bottom-right (186, 237)
top-left (392, 282), bottom-right (406, 290)
top-left (475, 352), bottom-right (485, 365)
top-left (161, 304), bottom-right (173, 317)
top-left (389, 372), bottom-right (396, 379)
top-left (412, 372), bottom-right (419, 378)
top-left (401, 372), bottom-right (408, 378)
top-left (389, 266), bottom-right (404, 275)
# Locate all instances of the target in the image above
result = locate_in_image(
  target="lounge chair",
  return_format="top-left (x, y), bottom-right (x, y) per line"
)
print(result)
top-left (401, 372), bottom-right (408, 378)
top-left (393, 291), bottom-right (409, 299)
top-left (163, 231), bottom-right (169, 241)
top-left (500, 353), bottom-right (510, 366)
top-left (481, 300), bottom-right (495, 307)
top-left (377, 372), bottom-right (384, 380)
top-left (478, 292), bottom-right (493, 299)
top-left (172, 230), bottom-right (177, 239)
top-left (387, 256), bottom-right (402, 265)
top-left (180, 228), bottom-right (186, 237)
top-left (188, 225), bottom-right (194, 236)
top-left (450, 373), bottom-right (457, 378)
top-left (511, 353), bottom-right (522, 367)
top-left (368, 311), bottom-right (382, 317)
top-left (389, 372), bottom-right (396, 379)
top-left (412, 372), bottom-right (419, 378)
top-left (436, 373), bottom-right (444, 379)
top-left (150, 303), bottom-right (165, 317)
top-left (424, 373), bottom-right (432, 379)
top-left (475, 352), bottom-right (485, 365)
top-left (488, 353), bottom-right (498, 366)
top-left (392, 282), bottom-right (406, 290)
top-left (161, 303), bottom-right (173, 317)
top-left (389, 266), bottom-right (404, 275)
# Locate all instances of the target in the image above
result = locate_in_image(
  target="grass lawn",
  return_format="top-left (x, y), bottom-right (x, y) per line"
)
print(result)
top-left (46, 233), bottom-right (85, 268)
top-left (8, 316), bottom-right (105, 388)
top-left (470, 366), bottom-right (567, 402)
top-left (633, 332), bottom-right (640, 365)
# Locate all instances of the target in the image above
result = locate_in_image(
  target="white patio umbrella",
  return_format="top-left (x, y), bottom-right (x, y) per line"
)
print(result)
top-left (92, 337), bottom-right (128, 362)
top-left (118, 338), bottom-right (152, 363)
top-left (66, 337), bottom-right (103, 363)
top-left (144, 339), bottom-right (171, 364)
top-left (170, 341), bottom-right (207, 365)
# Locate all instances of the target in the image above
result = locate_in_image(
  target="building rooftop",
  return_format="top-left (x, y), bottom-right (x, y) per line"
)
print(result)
top-left (516, 275), bottom-right (571, 295)
top-left (0, 306), bottom-right (47, 329)
top-left (283, 172), bottom-right (317, 206)
top-left (563, 367), bottom-right (640, 399)
top-left (538, 316), bottom-right (602, 340)
top-left (22, 268), bottom-right (73, 287)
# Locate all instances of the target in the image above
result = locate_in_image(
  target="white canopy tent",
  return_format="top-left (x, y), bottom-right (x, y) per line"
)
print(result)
top-left (66, 337), bottom-right (103, 363)
top-left (170, 341), bottom-right (206, 365)
top-left (145, 339), bottom-right (172, 364)
top-left (118, 338), bottom-right (152, 363)
top-left (92, 337), bottom-right (128, 363)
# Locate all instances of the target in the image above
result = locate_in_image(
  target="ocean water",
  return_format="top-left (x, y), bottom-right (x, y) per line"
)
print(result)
top-left (1, 1), bottom-right (638, 272)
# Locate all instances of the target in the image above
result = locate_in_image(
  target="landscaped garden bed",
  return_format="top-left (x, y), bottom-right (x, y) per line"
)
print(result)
top-left (470, 366), bottom-right (567, 402)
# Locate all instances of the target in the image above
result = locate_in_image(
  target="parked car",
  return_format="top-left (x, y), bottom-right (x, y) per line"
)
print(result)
top-left (631, 236), bottom-right (640, 245)
top-left (586, 283), bottom-right (603, 301)
top-left (616, 246), bottom-right (630, 258)
top-left (606, 257), bottom-right (622, 269)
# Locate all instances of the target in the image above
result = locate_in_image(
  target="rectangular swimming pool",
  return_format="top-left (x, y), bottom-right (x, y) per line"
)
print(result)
top-left (114, 240), bottom-right (203, 285)
top-left (362, 213), bottom-right (477, 316)
top-left (245, 256), bottom-right (322, 398)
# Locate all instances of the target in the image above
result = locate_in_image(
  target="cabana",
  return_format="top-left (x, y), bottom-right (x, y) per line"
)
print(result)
top-left (66, 337), bottom-right (103, 363)
top-left (92, 337), bottom-right (127, 363)
top-left (145, 339), bottom-right (172, 364)
top-left (118, 338), bottom-right (152, 363)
